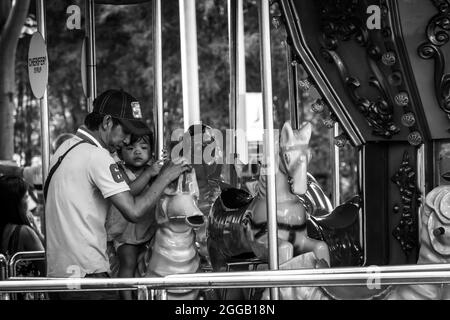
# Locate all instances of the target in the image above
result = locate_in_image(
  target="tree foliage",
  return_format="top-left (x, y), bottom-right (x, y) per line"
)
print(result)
top-left (10, 0), bottom-right (357, 200)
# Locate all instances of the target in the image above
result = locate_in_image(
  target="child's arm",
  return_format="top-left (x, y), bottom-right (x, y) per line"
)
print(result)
top-left (128, 161), bottom-right (164, 196)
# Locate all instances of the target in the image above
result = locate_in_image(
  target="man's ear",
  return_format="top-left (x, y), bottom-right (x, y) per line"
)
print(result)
top-left (102, 115), bottom-right (112, 131)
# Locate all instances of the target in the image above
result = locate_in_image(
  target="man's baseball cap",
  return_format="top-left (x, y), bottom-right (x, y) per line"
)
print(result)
top-left (92, 89), bottom-right (151, 136)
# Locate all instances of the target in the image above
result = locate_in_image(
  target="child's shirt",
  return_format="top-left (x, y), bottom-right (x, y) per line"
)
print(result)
top-left (105, 163), bottom-right (156, 249)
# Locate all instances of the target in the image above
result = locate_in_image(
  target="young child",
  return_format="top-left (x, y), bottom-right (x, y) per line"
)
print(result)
top-left (106, 133), bottom-right (165, 300)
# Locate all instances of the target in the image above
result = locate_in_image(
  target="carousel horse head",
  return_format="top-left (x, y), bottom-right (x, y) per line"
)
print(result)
top-left (420, 185), bottom-right (450, 260)
top-left (279, 121), bottom-right (312, 196)
top-left (155, 165), bottom-right (205, 233)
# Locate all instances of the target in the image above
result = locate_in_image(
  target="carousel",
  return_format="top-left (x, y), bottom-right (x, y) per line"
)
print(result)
top-left (1, 0), bottom-right (450, 300)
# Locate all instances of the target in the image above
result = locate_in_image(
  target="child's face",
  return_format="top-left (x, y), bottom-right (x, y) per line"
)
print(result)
top-left (121, 139), bottom-right (151, 168)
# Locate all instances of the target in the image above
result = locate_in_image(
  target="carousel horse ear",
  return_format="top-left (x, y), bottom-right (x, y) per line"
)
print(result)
top-left (281, 121), bottom-right (295, 145)
top-left (156, 197), bottom-right (170, 224)
top-left (298, 122), bottom-right (312, 144)
top-left (186, 168), bottom-right (200, 198)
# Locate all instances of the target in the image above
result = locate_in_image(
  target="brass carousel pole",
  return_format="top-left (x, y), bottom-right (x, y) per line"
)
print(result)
top-left (179, 0), bottom-right (200, 130)
top-left (258, 0), bottom-right (279, 300)
top-left (85, 0), bottom-right (97, 112)
top-left (153, 0), bottom-right (164, 158)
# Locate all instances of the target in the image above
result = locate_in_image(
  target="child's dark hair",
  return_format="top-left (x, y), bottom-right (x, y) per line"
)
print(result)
top-left (0, 176), bottom-right (30, 227)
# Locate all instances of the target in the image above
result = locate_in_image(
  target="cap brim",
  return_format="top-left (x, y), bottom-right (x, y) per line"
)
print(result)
top-left (118, 118), bottom-right (151, 136)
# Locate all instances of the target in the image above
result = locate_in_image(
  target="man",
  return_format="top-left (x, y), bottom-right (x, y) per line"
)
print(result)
top-left (45, 89), bottom-right (189, 299)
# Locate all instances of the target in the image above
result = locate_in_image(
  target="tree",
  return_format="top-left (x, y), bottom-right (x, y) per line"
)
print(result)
top-left (0, 0), bottom-right (30, 160)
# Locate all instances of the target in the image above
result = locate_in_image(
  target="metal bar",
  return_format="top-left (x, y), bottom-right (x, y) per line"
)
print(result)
top-left (258, 0), bottom-right (279, 300)
top-left (0, 254), bottom-right (7, 280)
top-left (36, 0), bottom-right (50, 270)
top-left (167, 263), bottom-right (450, 278)
top-left (156, 289), bottom-right (168, 300)
top-left (179, 0), bottom-right (200, 130)
top-left (3, 266), bottom-right (450, 292)
top-left (228, 0), bottom-right (238, 185)
top-left (332, 123), bottom-right (340, 207)
top-left (36, 0), bottom-right (50, 184)
top-left (153, 0), bottom-right (164, 158)
top-left (286, 45), bottom-right (298, 129)
top-left (85, 0), bottom-right (97, 112)
top-left (137, 285), bottom-right (150, 300)
top-left (358, 146), bottom-right (367, 265)
top-left (417, 144), bottom-right (426, 242)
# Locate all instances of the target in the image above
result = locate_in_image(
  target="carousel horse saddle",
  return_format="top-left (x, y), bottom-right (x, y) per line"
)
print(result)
top-left (310, 202), bottom-right (359, 230)
top-left (220, 188), bottom-right (254, 209)
top-left (307, 196), bottom-right (363, 267)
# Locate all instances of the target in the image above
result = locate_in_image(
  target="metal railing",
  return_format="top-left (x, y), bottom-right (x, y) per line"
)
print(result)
top-left (0, 254), bottom-right (7, 281)
top-left (1, 263), bottom-right (450, 298)
top-left (7, 251), bottom-right (46, 300)
top-left (8, 251), bottom-right (45, 278)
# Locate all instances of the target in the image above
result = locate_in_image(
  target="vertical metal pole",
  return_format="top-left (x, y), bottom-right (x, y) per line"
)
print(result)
top-left (331, 123), bottom-right (341, 206)
top-left (235, 0), bottom-right (248, 166)
top-left (179, 0), bottom-right (200, 130)
top-left (417, 145), bottom-right (426, 243)
top-left (258, 0), bottom-right (279, 300)
top-left (36, 0), bottom-right (49, 183)
top-left (228, 0), bottom-right (246, 185)
top-left (85, 0), bottom-right (97, 112)
top-left (153, 0), bottom-right (164, 158)
top-left (358, 146), bottom-right (366, 265)
top-left (286, 46), bottom-right (298, 129)
top-left (228, 0), bottom-right (237, 185)
top-left (36, 0), bottom-right (50, 271)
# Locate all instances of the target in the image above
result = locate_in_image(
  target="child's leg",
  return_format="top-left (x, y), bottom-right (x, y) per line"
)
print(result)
top-left (117, 244), bottom-right (139, 300)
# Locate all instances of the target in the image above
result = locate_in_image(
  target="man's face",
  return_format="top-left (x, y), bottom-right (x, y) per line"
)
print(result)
top-left (104, 121), bottom-right (131, 153)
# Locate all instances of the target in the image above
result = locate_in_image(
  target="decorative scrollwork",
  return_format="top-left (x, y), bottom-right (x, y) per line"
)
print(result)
top-left (418, 0), bottom-right (450, 120)
top-left (319, 0), bottom-right (400, 138)
top-left (391, 151), bottom-right (419, 256)
top-left (320, 48), bottom-right (400, 137)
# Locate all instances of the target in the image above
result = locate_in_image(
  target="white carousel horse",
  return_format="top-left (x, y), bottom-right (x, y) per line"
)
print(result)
top-left (141, 168), bottom-right (205, 300)
top-left (386, 185), bottom-right (450, 300)
top-left (244, 121), bottom-right (330, 265)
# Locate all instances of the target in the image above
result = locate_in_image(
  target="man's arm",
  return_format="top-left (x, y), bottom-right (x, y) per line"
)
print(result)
top-left (109, 161), bottom-right (190, 223)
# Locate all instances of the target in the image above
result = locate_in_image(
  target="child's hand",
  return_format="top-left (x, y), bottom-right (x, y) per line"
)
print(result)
top-left (160, 148), bottom-right (168, 161)
top-left (149, 161), bottom-right (164, 177)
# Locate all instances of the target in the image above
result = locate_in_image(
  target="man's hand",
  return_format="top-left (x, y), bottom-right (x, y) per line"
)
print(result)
top-left (158, 157), bottom-right (192, 184)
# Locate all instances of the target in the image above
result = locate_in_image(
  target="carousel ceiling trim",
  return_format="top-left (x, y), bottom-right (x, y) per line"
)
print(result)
top-left (278, 0), bottom-right (365, 147)
top-left (318, 0), bottom-right (406, 140)
top-left (386, 0), bottom-right (431, 141)
top-left (418, 0), bottom-right (450, 125)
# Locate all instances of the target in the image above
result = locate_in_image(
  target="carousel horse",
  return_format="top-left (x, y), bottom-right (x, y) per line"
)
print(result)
top-left (386, 185), bottom-right (450, 300)
top-left (141, 167), bottom-right (205, 300)
top-left (208, 121), bottom-right (331, 270)
top-left (265, 185), bottom-right (450, 300)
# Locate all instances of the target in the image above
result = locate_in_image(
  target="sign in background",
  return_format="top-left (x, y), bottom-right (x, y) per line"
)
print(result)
top-left (28, 32), bottom-right (48, 99)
